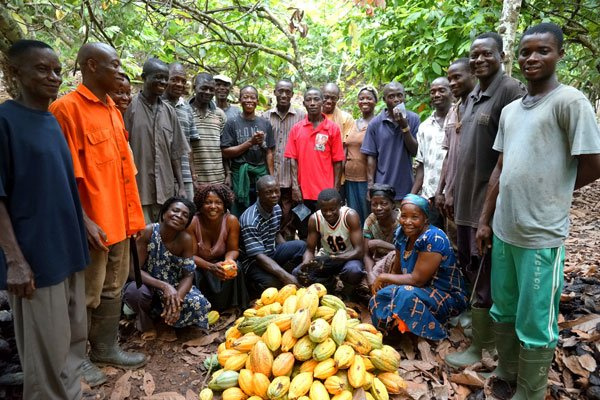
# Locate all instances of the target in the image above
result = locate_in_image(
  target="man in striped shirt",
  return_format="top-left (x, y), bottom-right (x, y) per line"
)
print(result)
top-left (189, 73), bottom-right (227, 185)
top-left (262, 79), bottom-right (306, 239)
top-left (239, 175), bottom-right (306, 295)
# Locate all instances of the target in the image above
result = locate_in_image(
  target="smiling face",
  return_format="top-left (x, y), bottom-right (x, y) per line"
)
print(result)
top-left (370, 195), bottom-right (394, 222)
top-left (201, 191), bottom-right (225, 220)
top-left (469, 38), bottom-right (503, 82)
top-left (303, 89), bottom-right (323, 117)
top-left (162, 201), bottom-right (191, 231)
top-left (109, 79), bottom-right (131, 114)
top-left (429, 79), bottom-right (452, 110)
top-left (13, 47), bottom-right (62, 103)
top-left (167, 70), bottom-right (187, 99)
top-left (274, 81), bottom-right (293, 109)
top-left (215, 79), bottom-right (231, 101)
top-left (93, 47), bottom-right (124, 93)
top-left (447, 62), bottom-right (475, 99)
top-left (195, 78), bottom-right (216, 105)
top-left (357, 89), bottom-right (376, 116)
top-left (322, 86), bottom-right (340, 114)
top-left (143, 63), bottom-right (169, 98)
top-left (518, 32), bottom-right (563, 83)
top-left (399, 203), bottom-right (427, 239)
top-left (257, 180), bottom-right (281, 211)
top-left (240, 87), bottom-right (258, 114)
top-left (319, 198), bottom-right (342, 226)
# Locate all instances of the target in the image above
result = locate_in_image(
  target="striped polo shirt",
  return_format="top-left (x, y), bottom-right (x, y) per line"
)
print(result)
top-left (239, 201), bottom-right (282, 271)
top-left (190, 105), bottom-right (227, 184)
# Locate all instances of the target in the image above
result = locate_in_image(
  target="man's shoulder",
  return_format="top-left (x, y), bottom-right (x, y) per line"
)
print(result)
top-left (239, 204), bottom-right (259, 226)
top-left (50, 90), bottom-right (83, 112)
top-left (498, 75), bottom-right (526, 96)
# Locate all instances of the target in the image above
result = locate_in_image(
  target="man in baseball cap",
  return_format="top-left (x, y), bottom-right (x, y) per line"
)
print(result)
top-left (214, 74), bottom-right (241, 120)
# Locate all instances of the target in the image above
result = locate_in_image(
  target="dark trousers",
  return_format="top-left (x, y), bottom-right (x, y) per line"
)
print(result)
top-left (244, 240), bottom-right (306, 296)
top-left (293, 258), bottom-right (365, 290)
top-left (297, 200), bottom-right (318, 240)
top-left (279, 187), bottom-right (296, 240)
top-left (456, 224), bottom-right (492, 308)
top-left (122, 282), bottom-right (155, 332)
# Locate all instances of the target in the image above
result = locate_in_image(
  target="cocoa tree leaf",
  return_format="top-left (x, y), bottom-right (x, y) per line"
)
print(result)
top-left (562, 354), bottom-right (590, 378)
top-left (143, 371), bottom-right (156, 396)
top-left (578, 353), bottom-right (597, 372)
top-left (110, 371), bottom-right (132, 400)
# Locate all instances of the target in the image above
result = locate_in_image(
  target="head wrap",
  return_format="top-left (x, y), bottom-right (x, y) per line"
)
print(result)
top-left (369, 183), bottom-right (395, 202)
top-left (400, 194), bottom-right (430, 218)
top-left (358, 86), bottom-right (378, 102)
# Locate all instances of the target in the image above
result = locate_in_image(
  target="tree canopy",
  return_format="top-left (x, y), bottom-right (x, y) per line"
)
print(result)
top-left (1, 0), bottom-right (598, 114)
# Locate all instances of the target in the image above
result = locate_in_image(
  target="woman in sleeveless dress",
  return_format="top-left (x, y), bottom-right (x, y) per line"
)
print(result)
top-left (123, 197), bottom-right (211, 340)
top-left (188, 184), bottom-right (249, 311)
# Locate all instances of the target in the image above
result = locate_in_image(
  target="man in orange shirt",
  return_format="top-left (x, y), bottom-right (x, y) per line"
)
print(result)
top-left (50, 42), bottom-right (147, 386)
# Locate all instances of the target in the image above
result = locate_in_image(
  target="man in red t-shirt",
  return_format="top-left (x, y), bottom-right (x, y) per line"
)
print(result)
top-left (284, 88), bottom-right (345, 238)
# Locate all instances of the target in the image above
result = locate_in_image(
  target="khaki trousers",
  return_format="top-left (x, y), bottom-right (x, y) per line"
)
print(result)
top-left (9, 270), bottom-right (87, 400)
top-left (86, 239), bottom-right (130, 309)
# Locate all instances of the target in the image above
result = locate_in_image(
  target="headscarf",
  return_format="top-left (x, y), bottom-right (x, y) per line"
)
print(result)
top-left (358, 86), bottom-right (378, 102)
top-left (400, 194), bottom-right (430, 218)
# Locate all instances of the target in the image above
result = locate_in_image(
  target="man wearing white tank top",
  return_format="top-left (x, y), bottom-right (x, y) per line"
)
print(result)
top-left (294, 189), bottom-right (365, 295)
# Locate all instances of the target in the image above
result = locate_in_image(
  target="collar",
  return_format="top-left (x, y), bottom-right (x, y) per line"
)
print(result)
top-left (76, 84), bottom-right (116, 107)
top-left (381, 108), bottom-right (395, 123)
top-left (270, 106), bottom-right (298, 120)
top-left (301, 113), bottom-right (328, 127)
top-left (139, 91), bottom-right (163, 106)
top-left (471, 70), bottom-right (505, 101)
top-left (256, 200), bottom-right (274, 219)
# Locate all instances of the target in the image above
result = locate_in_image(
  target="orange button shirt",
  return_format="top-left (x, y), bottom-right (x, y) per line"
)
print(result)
top-left (50, 84), bottom-right (145, 245)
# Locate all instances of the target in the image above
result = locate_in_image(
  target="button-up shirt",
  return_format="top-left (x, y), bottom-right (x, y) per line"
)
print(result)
top-left (262, 106), bottom-right (306, 187)
top-left (415, 112), bottom-right (447, 199)
top-left (125, 93), bottom-right (190, 205)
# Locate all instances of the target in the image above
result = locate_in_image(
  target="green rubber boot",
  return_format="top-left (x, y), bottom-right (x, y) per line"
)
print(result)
top-left (89, 297), bottom-right (147, 369)
top-left (513, 346), bottom-right (554, 400)
top-left (480, 322), bottom-right (520, 382)
top-left (81, 307), bottom-right (107, 387)
top-left (445, 307), bottom-right (495, 368)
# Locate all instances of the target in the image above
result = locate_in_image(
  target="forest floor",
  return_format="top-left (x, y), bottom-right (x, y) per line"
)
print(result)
top-left (1, 181), bottom-right (599, 400)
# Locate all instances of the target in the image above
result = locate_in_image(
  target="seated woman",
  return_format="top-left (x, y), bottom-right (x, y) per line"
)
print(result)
top-left (123, 197), bottom-right (211, 340)
top-left (363, 184), bottom-right (400, 289)
top-left (188, 184), bottom-right (249, 311)
top-left (369, 194), bottom-right (467, 340)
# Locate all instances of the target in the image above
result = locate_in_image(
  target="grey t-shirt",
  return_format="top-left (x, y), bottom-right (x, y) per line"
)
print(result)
top-left (220, 115), bottom-right (275, 166)
top-left (454, 71), bottom-right (526, 227)
top-left (492, 85), bottom-right (600, 248)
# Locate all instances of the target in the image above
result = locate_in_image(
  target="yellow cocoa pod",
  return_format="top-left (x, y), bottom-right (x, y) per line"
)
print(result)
top-left (361, 331), bottom-right (383, 350)
top-left (369, 346), bottom-right (400, 372)
top-left (309, 380), bottom-right (330, 400)
top-left (261, 287), bottom-right (279, 305)
top-left (331, 390), bottom-right (353, 400)
top-left (299, 292), bottom-right (319, 317)
top-left (363, 356), bottom-right (375, 371)
top-left (218, 342), bottom-right (227, 353)
top-left (272, 352), bottom-right (295, 377)
top-left (226, 326), bottom-right (243, 340)
top-left (320, 294), bottom-right (346, 311)
top-left (354, 323), bottom-right (378, 334)
top-left (331, 309), bottom-right (348, 346)
top-left (247, 397), bottom-right (262, 400)
top-left (345, 329), bottom-right (372, 355)
top-left (244, 308), bottom-right (258, 318)
top-left (363, 371), bottom-right (374, 390)
top-left (308, 318), bottom-right (331, 343)
top-left (348, 355), bottom-right (366, 388)
top-left (377, 372), bottom-right (407, 394)
top-left (370, 377), bottom-right (389, 400)
top-left (346, 308), bottom-right (359, 319)
top-left (281, 329), bottom-right (298, 352)
top-left (218, 349), bottom-right (242, 367)
top-left (288, 371), bottom-right (313, 399)
top-left (233, 333), bottom-right (261, 352)
top-left (199, 388), bottom-right (213, 400)
top-left (295, 287), bottom-right (307, 300)
top-left (267, 376), bottom-right (290, 399)
top-left (208, 370), bottom-right (239, 391)
top-left (292, 336), bottom-right (316, 361)
top-left (314, 306), bottom-right (336, 322)
top-left (272, 313), bottom-right (293, 332)
top-left (207, 310), bottom-right (220, 325)
top-left (347, 318), bottom-right (360, 328)
top-left (313, 338), bottom-right (336, 362)
top-left (238, 369), bottom-right (255, 396)
top-left (224, 353), bottom-right (249, 371)
top-left (282, 295), bottom-right (299, 314)
top-left (365, 393), bottom-right (375, 400)
top-left (333, 344), bottom-right (355, 369)
top-left (298, 397), bottom-right (310, 400)
top-left (276, 284), bottom-right (297, 304)
top-left (299, 359), bottom-right (319, 373)
top-left (313, 358), bottom-right (338, 380)
top-left (324, 375), bottom-right (346, 395)
top-left (256, 303), bottom-right (281, 317)
top-left (249, 340), bottom-right (273, 377)
top-left (222, 387), bottom-right (248, 400)
top-left (252, 372), bottom-right (271, 398)
top-left (263, 323), bottom-right (282, 352)
top-left (291, 308), bottom-right (312, 338)
top-left (307, 283), bottom-right (327, 298)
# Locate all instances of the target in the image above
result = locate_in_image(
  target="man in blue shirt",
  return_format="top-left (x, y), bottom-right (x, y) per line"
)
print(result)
top-left (0, 40), bottom-right (89, 400)
top-left (239, 175), bottom-right (305, 294)
top-left (361, 82), bottom-right (420, 202)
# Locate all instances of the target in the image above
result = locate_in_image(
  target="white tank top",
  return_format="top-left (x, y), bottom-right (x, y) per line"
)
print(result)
top-left (316, 206), bottom-right (354, 256)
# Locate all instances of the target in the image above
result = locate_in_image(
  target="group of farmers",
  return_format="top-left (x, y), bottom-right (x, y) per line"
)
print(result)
top-left (1, 21), bottom-right (599, 400)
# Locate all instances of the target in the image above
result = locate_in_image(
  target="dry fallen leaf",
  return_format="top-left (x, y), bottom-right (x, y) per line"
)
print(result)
top-left (182, 332), bottom-right (220, 347)
top-left (110, 370), bottom-right (132, 400)
top-left (562, 354), bottom-right (590, 378)
top-left (352, 387), bottom-right (367, 400)
top-left (449, 370), bottom-right (485, 388)
top-left (141, 392), bottom-right (186, 400)
top-left (185, 389), bottom-right (197, 400)
top-left (578, 353), bottom-right (597, 372)
top-left (143, 371), bottom-right (156, 396)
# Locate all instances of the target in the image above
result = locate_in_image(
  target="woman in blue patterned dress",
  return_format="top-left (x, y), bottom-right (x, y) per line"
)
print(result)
top-left (369, 194), bottom-right (467, 340)
top-left (123, 197), bottom-right (211, 339)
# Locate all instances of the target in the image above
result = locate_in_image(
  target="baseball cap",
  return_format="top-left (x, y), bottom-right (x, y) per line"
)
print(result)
top-left (214, 74), bottom-right (232, 84)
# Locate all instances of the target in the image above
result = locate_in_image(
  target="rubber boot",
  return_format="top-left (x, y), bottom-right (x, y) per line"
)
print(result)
top-left (88, 297), bottom-right (147, 369)
top-left (81, 307), bottom-right (107, 387)
top-left (445, 307), bottom-right (495, 368)
top-left (512, 346), bottom-right (554, 400)
top-left (481, 322), bottom-right (519, 381)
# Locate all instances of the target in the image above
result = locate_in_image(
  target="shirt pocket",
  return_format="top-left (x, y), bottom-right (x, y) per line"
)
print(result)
top-left (86, 129), bottom-right (116, 165)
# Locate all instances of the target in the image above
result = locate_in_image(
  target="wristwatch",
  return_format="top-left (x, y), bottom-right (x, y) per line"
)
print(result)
top-left (402, 126), bottom-right (410, 133)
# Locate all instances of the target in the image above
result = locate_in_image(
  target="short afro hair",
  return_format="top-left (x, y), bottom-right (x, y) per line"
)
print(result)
top-left (194, 183), bottom-right (235, 213)
top-left (159, 196), bottom-right (196, 228)
top-left (450, 57), bottom-right (470, 71)
top-left (317, 188), bottom-right (342, 204)
top-left (522, 22), bottom-right (564, 49)
top-left (475, 32), bottom-right (503, 52)
top-left (7, 39), bottom-right (53, 64)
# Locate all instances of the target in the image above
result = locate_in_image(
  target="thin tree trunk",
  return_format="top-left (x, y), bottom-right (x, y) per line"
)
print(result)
top-left (498, 0), bottom-right (522, 76)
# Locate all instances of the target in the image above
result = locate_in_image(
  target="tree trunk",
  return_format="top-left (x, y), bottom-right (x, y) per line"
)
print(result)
top-left (497, 0), bottom-right (522, 76)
